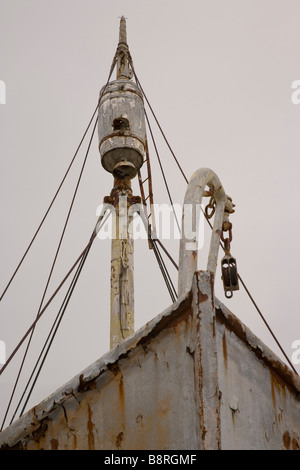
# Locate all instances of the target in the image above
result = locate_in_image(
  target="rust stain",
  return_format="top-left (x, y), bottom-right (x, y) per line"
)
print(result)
top-left (292, 437), bottom-right (300, 450)
top-left (196, 331), bottom-right (205, 448)
top-left (72, 434), bottom-right (77, 450)
top-left (87, 405), bottom-right (95, 450)
top-left (222, 332), bottom-right (228, 369)
top-left (283, 431), bottom-right (291, 450)
top-left (184, 314), bottom-right (190, 335)
top-left (107, 362), bottom-right (121, 376)
top-left (271, 370), bottom-right (287, 397)
top-left (158, 398), bottom-right (170, 417)
top-left (78, 373), bottom-right (97, 393)
top-left (32, 420), bottom-right (48, 443)
top-left (201, 426), bottom-right (207, 443)
top-left (50, 439), bottom-right (59, 450)
top-left (116, 431), bottom-right (124, 449)
top-left (119, 372), bottom-right (125, 412)
top-left (134, 300), bottom-right (192, 358)
top-left (231, 410), bottom-right (235, 427)
top-left (136, 414), bottom-right (143, 425)
top-left (130, 402), bottom-right (171, 449)
top-left (283, 430), bottom-right (300, 450)
top-left (198, 292), bottom-right (208, 304)
top-left (216, 307), bottom-right (299, 396)
top-left (1, 441), bottom-right (24, 450)
top-left (271, 374), bottom-right (277, 413)
top-left (270, 371), bottom-right (287, 420)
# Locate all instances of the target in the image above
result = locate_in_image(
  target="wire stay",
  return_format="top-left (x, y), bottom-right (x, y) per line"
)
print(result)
top-left (1, 116), bottom-right (99, 430)
top-left (0, 225), bottom-right (99, 378)
top-left (0, 57), bottom-right (117, 304)
top-left (0, 60), bottom-right (118, 427)
top-left (1, 43), bottom-right (297, 436)
top-left (131, 65), bottom-right (298, 376)
top-left (1, 211), bottom-right (110, 429)
top-left (12, 245), bottom-right (91, 425)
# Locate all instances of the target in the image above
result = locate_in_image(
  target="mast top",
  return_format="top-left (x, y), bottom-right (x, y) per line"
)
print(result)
top-left (118, 16), bottom-right (128, 45)
top-left (116, 16), bottom-right (132, 80)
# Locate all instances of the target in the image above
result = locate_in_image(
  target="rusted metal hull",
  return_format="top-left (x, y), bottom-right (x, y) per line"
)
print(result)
top-left (1, 272), bottom-right (299, 450)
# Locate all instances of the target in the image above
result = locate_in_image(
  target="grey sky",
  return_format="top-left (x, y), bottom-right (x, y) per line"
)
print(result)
top-left (0, 0), bottom-right (300, 427)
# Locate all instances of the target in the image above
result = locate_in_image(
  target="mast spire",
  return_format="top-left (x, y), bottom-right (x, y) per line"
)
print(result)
top-left (116, 16), bottom-right (132, 80)
top-left (119, 15), bottom-right (127, 44)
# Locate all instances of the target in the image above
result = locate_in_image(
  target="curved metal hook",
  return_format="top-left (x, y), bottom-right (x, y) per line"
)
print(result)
top-left (178, 168), bottom-right (227, 298)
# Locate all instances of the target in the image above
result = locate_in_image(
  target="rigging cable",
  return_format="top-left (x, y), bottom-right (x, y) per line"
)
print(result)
top-left (1, 115), bottom-right (98, 430)
top-left (0, 61), bottom-right (117, 428)
top-left (153, 237), bottom-right (178, 271)
top-left (154, 240), bottom-right (177, 302)
top-left (1, 47), bottom-right (297, 431)
top-left (16, 211), bottom-right (110, 422)
top-left (0, 106), bottom-right (95, 303)
top-left (1, 211), bottom-right (110, 429)
top-left (18, 243), bottom-right (91, 421)
top-left (0, 224), bottom-right (99, 378)
top-left (129, 60), bottom-right (188, 185)
top-left (131, 65), bottom-right (298, 376)
top-left (150, 236), bottom-right (177, 304)
top-left (0, 56), bottom-right (117, 304)
top-left (144, 109), bottom-right (181, 234)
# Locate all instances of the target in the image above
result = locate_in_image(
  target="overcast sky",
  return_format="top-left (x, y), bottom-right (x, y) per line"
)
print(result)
top-left (1, 0), bottom-right (300, 427)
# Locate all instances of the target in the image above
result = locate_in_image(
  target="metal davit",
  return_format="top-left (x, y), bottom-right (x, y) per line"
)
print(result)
top-left (178, 168), bottom-right (238, 298)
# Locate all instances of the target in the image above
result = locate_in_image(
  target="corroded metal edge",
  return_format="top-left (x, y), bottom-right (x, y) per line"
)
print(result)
top-left (1, 272), bottom-right (299, 448)
top-left (215, 297), bottom-right (300, 395)
top-left (0, 293), bottom-right (192, 448)
top-left (193, 271), bottom-right (221, 450)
